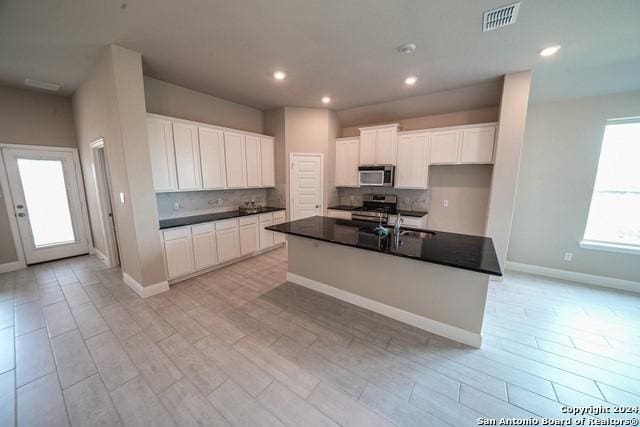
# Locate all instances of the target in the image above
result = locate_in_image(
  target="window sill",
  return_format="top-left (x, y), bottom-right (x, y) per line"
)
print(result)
top-left (579, 240), bottom-right (640, 256)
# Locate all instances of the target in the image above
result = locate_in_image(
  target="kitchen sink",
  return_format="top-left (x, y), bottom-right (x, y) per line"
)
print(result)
top-left (400, 230), bottom-right (435, 239)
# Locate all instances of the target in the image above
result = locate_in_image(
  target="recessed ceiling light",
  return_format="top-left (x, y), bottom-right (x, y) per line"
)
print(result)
top-left (24, 78), bottom-right (61, 91)
top-left (405, 76), bottom-right (417, 86)
top-left (397, 43), bottom-right (417, 54)
top-left (273, 71), bottom-right (286, 80)
top-left (321, 96), bottom-right (331, 104)
top-left (539, 45), bottom-right (561, 57)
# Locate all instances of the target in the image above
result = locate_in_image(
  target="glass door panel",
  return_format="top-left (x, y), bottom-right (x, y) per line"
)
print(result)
top-left (17, 158), bottom-right (76, 247)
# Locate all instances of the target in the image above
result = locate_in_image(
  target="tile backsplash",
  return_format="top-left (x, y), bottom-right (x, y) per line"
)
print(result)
top-left (156, 189), bottom-right (270, 219)
top-left (337, 187), bottom-right (430, 211)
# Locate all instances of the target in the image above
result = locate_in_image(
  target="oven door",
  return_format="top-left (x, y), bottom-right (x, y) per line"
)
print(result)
top-left (358, 169), bottom-right (385, 186)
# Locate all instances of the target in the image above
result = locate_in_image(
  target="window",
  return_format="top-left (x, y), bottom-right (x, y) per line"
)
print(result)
top-left (581, 117), bottom-right (640, 254)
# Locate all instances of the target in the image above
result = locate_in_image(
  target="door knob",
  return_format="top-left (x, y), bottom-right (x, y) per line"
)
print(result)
top-left (17, 213), bottom-right (26, 217)
top-left (315, 205), bottom-right (320, 208)
top-left (16, 204), bottom-right (23, 209)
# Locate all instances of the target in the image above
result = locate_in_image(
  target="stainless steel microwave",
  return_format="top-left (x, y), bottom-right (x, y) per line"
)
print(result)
top-left (358, 165), bottom-right (394, 187)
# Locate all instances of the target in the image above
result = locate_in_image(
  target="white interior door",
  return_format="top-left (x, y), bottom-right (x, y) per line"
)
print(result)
top-left (3, 148), bottom-right (89, 264)
top-left (290, 154), bottom-right (322, 220)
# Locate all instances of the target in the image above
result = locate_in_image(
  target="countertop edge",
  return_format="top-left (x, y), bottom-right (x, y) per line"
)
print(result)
top-left (159, 207), bottom-right (286, 230)
top-left (266, 224), bottom-right (502, 277)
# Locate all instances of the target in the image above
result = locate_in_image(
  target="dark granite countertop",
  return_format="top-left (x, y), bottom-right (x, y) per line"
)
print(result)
top-left (266, 216), bottom-right (501, 276)
top-left (159, 206), bottom-right (285, 230)
top-left (327, 205), bottom-right (428, 217)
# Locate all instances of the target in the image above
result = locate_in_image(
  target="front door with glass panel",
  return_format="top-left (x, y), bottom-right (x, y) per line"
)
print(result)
top-left (3, 148), bottom-right (89, 264)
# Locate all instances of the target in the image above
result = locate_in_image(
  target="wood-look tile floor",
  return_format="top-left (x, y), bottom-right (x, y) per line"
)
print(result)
top-left (1, 247), bottom-right (639, 426)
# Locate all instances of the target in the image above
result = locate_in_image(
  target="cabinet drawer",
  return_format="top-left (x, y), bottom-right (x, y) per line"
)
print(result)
top-left (215, 218), bottom-right (238, 231)
top-left (388, 215), bottom-right (427, 228)
top-left (273, 211), bottom-right (286, 221)
top-left (239, 215), bottom-right (258, 226)
top-left (259, 213), bottom-right (273, 222)
top-left (162, 227), bottom-right (191, 241)
top-left (191, 223), bottom-right (215, 235)
top-left (327, 209), bottom-right (352, 220)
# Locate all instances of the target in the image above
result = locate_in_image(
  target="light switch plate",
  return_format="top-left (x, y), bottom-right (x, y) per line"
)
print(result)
top-left (119, 192), bottom-right (125, 204)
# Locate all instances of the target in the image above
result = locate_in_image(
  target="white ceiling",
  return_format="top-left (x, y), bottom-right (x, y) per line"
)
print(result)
top-left (1, 0), bottom-right (639, 110)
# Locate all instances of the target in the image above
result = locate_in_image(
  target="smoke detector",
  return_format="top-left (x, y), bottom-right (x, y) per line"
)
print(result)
top-left (397, 43), bottom-right (417, 54)
top-left (483, 2), bottom-right (520, 32)
top-left (24, 78), bottom-right (61, 92)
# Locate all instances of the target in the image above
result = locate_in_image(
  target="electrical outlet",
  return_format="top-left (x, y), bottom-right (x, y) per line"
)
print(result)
top-left (173, 202), bottom-right (181, 210)
top-left (443, 200), bottom-right (449, 208)
top-left (564, 252), bottom-right (573, 262)
top-left (217, 198), bottom-right (223, 205)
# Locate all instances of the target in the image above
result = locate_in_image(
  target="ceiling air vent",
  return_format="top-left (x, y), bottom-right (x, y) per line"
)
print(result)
top-left (483, 2), bottom-right (520, 32)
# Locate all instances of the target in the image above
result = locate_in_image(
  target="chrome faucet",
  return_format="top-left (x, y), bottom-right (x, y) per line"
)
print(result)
top-left (394, 213), bottom-right (402, 234)
top-left (394, 214), bottom-right (402, 247)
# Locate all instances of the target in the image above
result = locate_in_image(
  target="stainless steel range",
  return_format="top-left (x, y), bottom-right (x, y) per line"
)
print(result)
top-left (351, 194), bottom-right (397, 223)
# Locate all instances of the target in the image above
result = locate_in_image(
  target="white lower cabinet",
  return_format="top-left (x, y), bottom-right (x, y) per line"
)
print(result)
top-left (161, 211), bottom-right (285, 281)
top-left (273, 211), bottom-right (286, 245)
top-left (239, 216), bottom-right (259, 256)
top-left (215, 219), bottom-right (240, 263)
top-left (163, 227), bottom-right (194, 279)
top-left (192, 223), bottom-right (217, 270)
top-left (259, 213), bottom-right (274, 250)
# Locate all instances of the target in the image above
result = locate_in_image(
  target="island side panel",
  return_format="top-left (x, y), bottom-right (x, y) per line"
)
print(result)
top-left (286, 235), bottom-right (490, 347)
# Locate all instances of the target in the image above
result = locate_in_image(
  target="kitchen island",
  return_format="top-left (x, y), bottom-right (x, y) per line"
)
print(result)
top-left (267, 216), bottom-right (501, 347)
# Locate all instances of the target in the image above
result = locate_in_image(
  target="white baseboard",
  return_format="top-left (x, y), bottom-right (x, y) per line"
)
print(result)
top-left (122, 272), bottom-right (169, 298)
top-left (287, 272), bottom-right (482, 348)
top-left (505, 261), bottom-right (640, 294)
top-left (93, 248), bottom-right (111, 268)
top-left (0, 260), bottom-right (26, 274)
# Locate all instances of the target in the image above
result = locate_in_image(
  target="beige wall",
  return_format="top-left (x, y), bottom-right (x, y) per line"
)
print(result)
top-left (486, 71), bottom-right (532, 270)
top-left (284, 108), bottom-right (338, 213)
top-left (0, 85), bottom-right (77, 148)
top-left (508, 90), bottom-right (640, 282)
top-left (263, 108), bottom-right (287, 209)
top-left (0, 86), bottom-right (78, 265)
top-left (341, 107), bottom-right (499, 137)
top-left (428, 165), bottom-right (492, 235)
top-left (337, 81), bottom-right (501, 129)
top-left (143, 77), bottom-right (263, 134)
top-left (73, 45), bottom-right (165, 287)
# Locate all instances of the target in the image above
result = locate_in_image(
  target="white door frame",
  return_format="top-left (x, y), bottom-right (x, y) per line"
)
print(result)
top-left (289, 152), bottom-right (324, 220)
top-left (90, 138), bottom-right (120, 268)
top-left (0, 143), bottom-right (93, 267)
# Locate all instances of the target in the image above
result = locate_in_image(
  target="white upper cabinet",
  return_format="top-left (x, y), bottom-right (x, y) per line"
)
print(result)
top-left (395, 132), bottom-right (429, 189)
top-left (335, 138), bottom-right (360, 187)
top-left (376, 126), bottom-right (398, 165)
top-left (147, 114), bottom-right (276, 193)
top-left (224, 131), bottom-right (247, 188)
top-left (260, 138), bottom-right (275, 187)
top-left (244, 135), bottom-right (262, 187)
top-left (199, 126), bottom-right (227, 189)
top-left (173, 122), bottom-right (202, 190)
top-left (359, 129), bottom-right (377, 165)
top-left (430, 130), bottom-right (461, 165)
top-left (430, 125), bottom-right (496, 165)
top-left (147, 117), bottom-right (177, 191)
top-left (358, 124), bottom-right (399, 165)
top-left (460, 127), bottom-right (496, 164)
